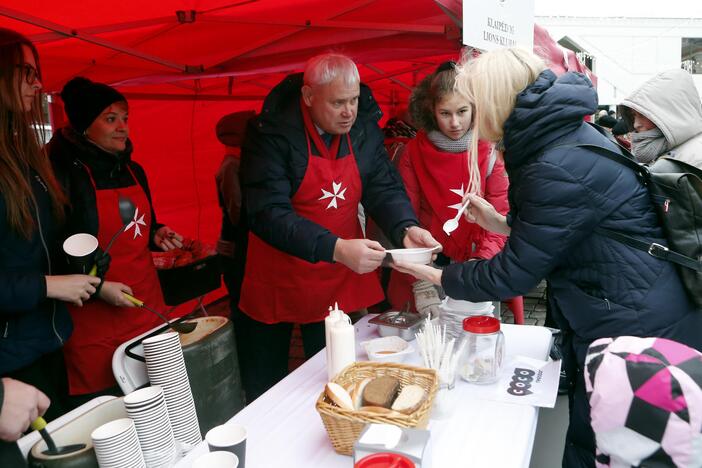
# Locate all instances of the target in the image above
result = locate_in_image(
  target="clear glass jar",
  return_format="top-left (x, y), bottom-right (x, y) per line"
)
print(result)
top-left (457, 315), bottom-right (504, 384)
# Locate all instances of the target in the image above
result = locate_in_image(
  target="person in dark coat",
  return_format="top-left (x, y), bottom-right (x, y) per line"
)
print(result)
top-left (236, 53), bottom-right (439, 401)
top-left (0, 28), bottom-right (102, 427)
top-left (392, 47), bottom-right (702, 468)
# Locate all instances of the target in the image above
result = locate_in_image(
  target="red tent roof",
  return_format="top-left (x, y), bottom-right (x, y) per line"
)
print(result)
top-left (0, 0), bottom-right (460, 106)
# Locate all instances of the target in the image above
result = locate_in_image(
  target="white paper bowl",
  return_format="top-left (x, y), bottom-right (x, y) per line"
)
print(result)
top-left (385, 247), bottom-right (434, 265)
top-left (361, 336), bottom-right (414, 363)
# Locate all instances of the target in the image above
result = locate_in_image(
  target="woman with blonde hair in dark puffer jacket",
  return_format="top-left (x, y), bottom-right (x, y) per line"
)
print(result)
top-left (393, 47), bottom-right (702, 468)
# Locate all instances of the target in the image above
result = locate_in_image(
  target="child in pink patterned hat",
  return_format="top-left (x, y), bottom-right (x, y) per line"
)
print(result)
top-left (585, 336), bottom-right (702, 467)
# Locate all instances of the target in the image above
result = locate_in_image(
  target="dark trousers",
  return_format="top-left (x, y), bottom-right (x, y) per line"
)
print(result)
top-left (563, 371), bottom-right (596, 468)
top-left (231, 309), bottom-right (325, 403)
top-left (5, 349), bottom-right (70, 422)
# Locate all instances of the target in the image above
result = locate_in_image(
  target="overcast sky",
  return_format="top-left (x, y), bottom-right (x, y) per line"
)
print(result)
top-left (534, 0), bottom-right (702, 18)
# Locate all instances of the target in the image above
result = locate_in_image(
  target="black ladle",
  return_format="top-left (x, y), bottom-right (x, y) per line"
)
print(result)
top-left (31, 417), bottom-right (86, 456)
top-left (88, 197), bottom-right (135, 276)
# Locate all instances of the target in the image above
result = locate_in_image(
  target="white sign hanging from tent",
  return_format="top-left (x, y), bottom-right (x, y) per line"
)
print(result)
top-left (462, 0), bottom-right (535, 52)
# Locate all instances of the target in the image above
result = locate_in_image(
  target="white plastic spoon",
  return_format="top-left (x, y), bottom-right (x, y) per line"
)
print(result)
top-left (442, 199), bottom-right (471, 236)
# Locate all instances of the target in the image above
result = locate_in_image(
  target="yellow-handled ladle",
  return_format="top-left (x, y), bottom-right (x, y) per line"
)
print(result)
top-left (31, 417), bottom-right (86, 456)
top-left (122, 293), bottom-right (197, 334)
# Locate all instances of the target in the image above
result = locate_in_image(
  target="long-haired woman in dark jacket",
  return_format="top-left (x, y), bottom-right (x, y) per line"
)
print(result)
top-left (0, 28), bottom-right (100, 423)
top-left (393, 47), bottom-right (702, 468)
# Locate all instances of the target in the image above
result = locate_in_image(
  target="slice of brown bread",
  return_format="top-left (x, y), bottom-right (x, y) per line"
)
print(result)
top-left (362, 376), bottom-right (401, 408)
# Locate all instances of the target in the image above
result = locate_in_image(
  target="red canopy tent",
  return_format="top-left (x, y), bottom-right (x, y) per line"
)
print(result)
top-left (0, 1), bottom-right (593, 305)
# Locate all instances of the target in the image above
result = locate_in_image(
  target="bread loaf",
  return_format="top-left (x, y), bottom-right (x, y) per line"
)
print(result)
top-left (391, 384), bottom-right (426, 414)
top-left (362, 376), bottom-right (400, 408)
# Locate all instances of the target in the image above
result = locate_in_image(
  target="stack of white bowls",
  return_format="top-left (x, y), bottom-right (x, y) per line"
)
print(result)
top-left (439, 297), bottom-right (495, 339)
top-left (91, 418), bottom-right (145, 468)
top-left (142, 332), bottom-right (202, 451)
top-left (124, 386), bottom-right (178, 467)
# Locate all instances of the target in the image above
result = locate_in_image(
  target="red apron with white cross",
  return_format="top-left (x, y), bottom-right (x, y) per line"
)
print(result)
top-left (239, 102), bottom-right (384, 324)
top-left (63, 165), bottom-right (164, 395)
top-left (409, 132), bottom-right (493, 261)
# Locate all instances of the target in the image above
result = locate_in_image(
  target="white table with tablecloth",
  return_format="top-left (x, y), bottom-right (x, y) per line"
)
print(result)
top-left (176, 315), bottom-right (553, 468)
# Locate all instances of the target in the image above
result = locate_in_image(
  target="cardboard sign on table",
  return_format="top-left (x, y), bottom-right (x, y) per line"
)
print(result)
top-left (468, 356), bottom-right (561, 408)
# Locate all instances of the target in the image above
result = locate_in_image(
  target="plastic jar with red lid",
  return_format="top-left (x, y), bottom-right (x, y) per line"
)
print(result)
top-left (457, 315), bottom-right (505, 384)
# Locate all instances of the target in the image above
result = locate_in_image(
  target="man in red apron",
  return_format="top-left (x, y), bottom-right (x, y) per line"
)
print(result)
top-left (236, 53), bottom-right (440, 401)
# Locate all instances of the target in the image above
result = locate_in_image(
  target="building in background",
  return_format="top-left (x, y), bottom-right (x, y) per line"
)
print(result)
top-left (536, 16), bottom-right (702, 106)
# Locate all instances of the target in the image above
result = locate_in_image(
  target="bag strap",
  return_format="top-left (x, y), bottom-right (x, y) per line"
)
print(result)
top-left (595, 227), bottom-right (702, 272)
top-left (543, 129), bottom-right (702, 273)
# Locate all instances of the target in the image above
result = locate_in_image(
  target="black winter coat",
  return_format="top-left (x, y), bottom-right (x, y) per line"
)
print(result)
top-left (0, 169), bottom-right (71, 375)
top-left (48, 128), bottom-right (163, 247)
top-left (441, 70), bottom-right (702, 467)
top-left (240, 73), bottom-right (418, 263)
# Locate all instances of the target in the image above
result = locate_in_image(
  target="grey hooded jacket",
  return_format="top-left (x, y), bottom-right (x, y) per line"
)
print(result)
top-left (619, 68), bottom-right (702, 168)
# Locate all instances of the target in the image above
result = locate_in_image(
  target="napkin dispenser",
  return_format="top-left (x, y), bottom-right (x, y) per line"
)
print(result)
top-left (353, 424), bottom-right (431, 468)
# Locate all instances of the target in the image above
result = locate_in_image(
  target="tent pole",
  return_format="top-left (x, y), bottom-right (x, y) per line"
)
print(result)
top-left (0, 5), bottom-right (197, 72)
top-left (203, 16), bottom-right (445, 34)
top-left (363, 64), bottom-right (413, 91)
top-left (433, 0), bottom-right (462, 28)
top-left (28, 16), bottom-right (174, 43)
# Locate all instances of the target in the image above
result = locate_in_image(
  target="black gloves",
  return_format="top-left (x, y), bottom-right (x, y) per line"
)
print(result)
top-left (92, 248), bottom-right (111, 297)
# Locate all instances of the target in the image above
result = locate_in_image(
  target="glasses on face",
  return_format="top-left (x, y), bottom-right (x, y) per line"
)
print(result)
top-left (16, 64), bottom-right (39, 85)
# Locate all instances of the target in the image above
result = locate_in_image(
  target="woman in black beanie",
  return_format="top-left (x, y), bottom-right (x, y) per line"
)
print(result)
top-left (48, 76), bottom-right (183, 404)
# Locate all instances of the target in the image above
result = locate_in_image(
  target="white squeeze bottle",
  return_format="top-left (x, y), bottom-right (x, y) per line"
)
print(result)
top-left (327, 303), bottom-right (355, 380)
top-left (325, 302), bottom-right (342, 379)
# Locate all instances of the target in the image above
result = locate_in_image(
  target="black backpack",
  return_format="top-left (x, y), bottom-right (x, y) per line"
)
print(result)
top-left (570, 136), bottom-right (702, 309)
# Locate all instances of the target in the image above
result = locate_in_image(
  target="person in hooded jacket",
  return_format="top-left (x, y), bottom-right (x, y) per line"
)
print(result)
top-left (0, 29), bottom-right (101, 431)
top-left (618, 68), bottom-right (702, 168)
top-left (237, 53), bottom-right (439, 401)
top-left (392, 47), bottom-right (702, 468)
top-left (48, 77), bottom-right (183, 406)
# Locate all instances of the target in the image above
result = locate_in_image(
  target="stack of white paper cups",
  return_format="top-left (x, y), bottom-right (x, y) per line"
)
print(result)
top-left (124, 386), bottom-right (178, 467)
top-left (91, 418), bottom-right (145, 468)
top-left (142, 333), bottom-right (202, 451)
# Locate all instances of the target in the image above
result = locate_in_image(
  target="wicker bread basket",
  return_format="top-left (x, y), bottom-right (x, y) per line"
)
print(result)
top-left (315, 361), bottom-right (438, 455)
